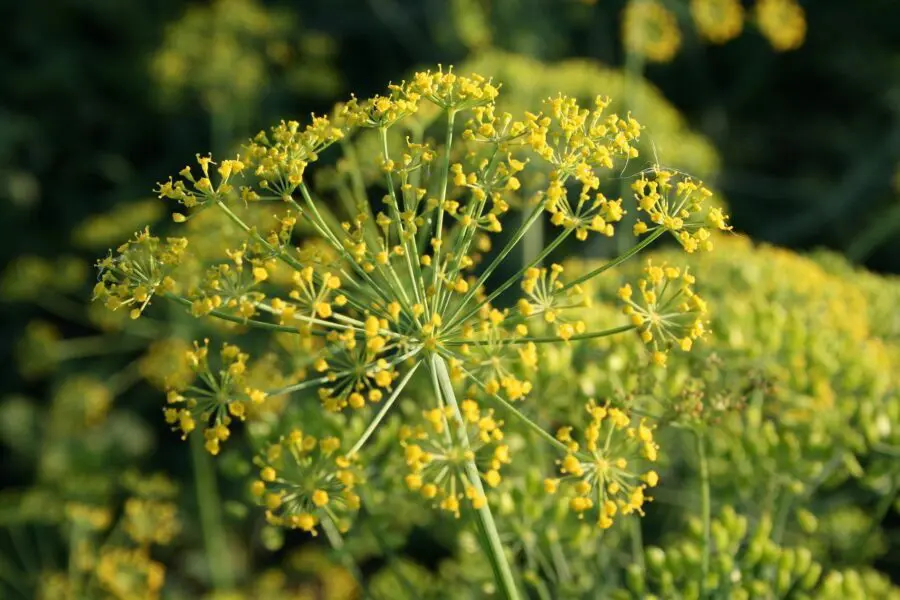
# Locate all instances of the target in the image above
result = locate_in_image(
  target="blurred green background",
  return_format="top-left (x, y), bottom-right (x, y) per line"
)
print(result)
top-left (1, 0), bottom-right (899, 596)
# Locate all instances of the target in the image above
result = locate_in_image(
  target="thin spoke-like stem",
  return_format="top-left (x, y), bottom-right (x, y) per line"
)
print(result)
top-left (630, 516), bottom-right (645, 573)
top-left (430, 109), bottom-right (457, 311)
top-left (448, 229), bottom-right (572, 332)
top-left (445, 199), bottom-right (546, 326)
top-left (457, 364), bottom-right (574, 457)
top-left (561, 228), bottom-right (665, 292)
top-left (443, 324), bottom-right (635, 347)
top-left (348, 360), bottom-right (421, 456)
top-left (431, 355), bottom-right (521, 600)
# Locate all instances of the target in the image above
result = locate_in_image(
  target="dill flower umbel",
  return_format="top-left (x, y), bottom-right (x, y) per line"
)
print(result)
top-left (163, 340), bottom-right (269, 455)
top-left (546, 400), bottom-right (659, 529)
top-left (94, 228), bottom-right (186, 320)
top-left (400, 400), bottom-right (509, 517)
top-left (96, 548), bottom-right (166, 600)
top-left (691, 0), bottom-right (744, 44)
top-left (631, 168), bottom-right (731, 252)
top-left (622, 0), bottom-right (682, 63)
top-left (96, 65), bottom-right (725, 598)
top-left (618, 259), bottom-right (708, 366)
top-left (252, 429), bottom-right (362, 535)
top-left (755, 0), bottom-right (806, 52)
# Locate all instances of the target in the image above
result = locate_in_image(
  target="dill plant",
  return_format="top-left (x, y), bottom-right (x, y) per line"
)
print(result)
top-left (93, 67), bottom-right (728, 597)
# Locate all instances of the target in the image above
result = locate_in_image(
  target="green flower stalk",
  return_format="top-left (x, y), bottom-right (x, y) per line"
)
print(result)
top-left (94, 66), bottom-right (727, 597)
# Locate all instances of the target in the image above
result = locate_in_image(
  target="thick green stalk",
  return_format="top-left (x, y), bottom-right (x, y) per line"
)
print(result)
top-left (431, 355), bottom-right (521, 600)
top-left (695, 430), bottom-right (710, 599)
top-left (190, 433), bottom-right (233, 590)
top-left (630, 517), bottom-right (645, 573)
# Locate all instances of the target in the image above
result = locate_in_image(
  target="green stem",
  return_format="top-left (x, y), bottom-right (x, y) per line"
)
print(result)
top-left (562, 228), bottom-right (664, 292)
top-left (190, 433), bottom-right (233, 590)
top-left (458, 364), bottom-right (573, 456)
top-left (55, 335), bottom-right (147, 360)
top-left (163, 293), bottom-right (308, 335)
top-left (321, 518), bottom-right (371, 598)
top-left (862, 474), bottom-right (900, 547)
top-left (630, 517), bottom-right (645, 573)
top-left (348, 360), bottom-right (421, 456)
top-left (448, 230), bottom-right (572, 332)
top-left (695, 430), bottom-right (710, 599)
top-left (430, 109), bottom-right (457, 308)
top-left (431, 355), bottom-right (521, 600)
top-left (443, 324), bottom-right (635, 347)
top-left (444, 199), bottom-right (546, 327)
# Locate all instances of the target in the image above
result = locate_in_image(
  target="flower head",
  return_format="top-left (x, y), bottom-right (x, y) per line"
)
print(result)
top-left (547, 400), bottom-right (660, 529)
top-left (622, 0), bottom-right (682, 63)
top-left (400, 400), bottom-right (509, 517)
top-left (691, 0), bottom-right (744, 44)
top-left (93, 228), bottom-right (186, 319)
top-left (252, 429), bottom-right (363, 535)
top-left (755, 0), bottom-right (806, 52)
top-left (163, 340), bottom-right (269, 454)
top-left (618, 260), bottom-right (708, 365)
top-left (631, 169), bottom-right (730, 252)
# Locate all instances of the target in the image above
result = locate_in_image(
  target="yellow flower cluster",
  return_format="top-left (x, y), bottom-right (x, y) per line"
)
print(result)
top-left (400, 400), bottom-right (509, 517)
top-left (622, 0), bottom-right (682, 63)
top-left (533, 95), bottom-right (639, 240)
top-left (251, 429), bottom-right (362, 535)
top-left (755, 0), bottom-right (807, 52)
top-left (123, 498), bottom-right (182, 547)
top-left (546, 400), bottom-right (659, 529)
top-left (410, 67), bottom-right (500, 111)
top-left (65, 502), bottom-right (113, 530)
top-left (96, 548), bottom-right (166, 600)
top-left (158, 154), bottom-right (247, 213)
top-left (163, 340), bottom-right (268, 454)
top-left (691, 0), bottom-right (744, 44)
top-left (93, 228), bottom-right (187, 319)
top-left (95, 65), bottom-right (725, 542)
top-left (618, 260), bottom-right (708, 365)
top-left (459, 52), bottom-right (721, 179)
top-left (631, 169), bottom-right (730, 252)
top-left (245, 118), bottom-right (345, 192)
